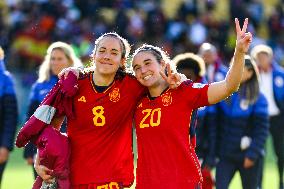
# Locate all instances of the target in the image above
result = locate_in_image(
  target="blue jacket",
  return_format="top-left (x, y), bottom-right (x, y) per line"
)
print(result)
top-left (206, 60), bottom-right (228, 83)
top-left (215, 92), bottom-right (269, 161)
top-left (272, 63), bottom-right (284, 113)
top-left (24, 75), bottom-right (67, 158)
top-left (0, 59), bottom-right (18, 151)
top-left (26, 75), bottom-right (59, 119)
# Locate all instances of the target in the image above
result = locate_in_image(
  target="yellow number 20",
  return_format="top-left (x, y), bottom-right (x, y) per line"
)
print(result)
top-left (92, 106), bottom-right (105, 126)
top-left (140, 108), bottom-right (161, 128)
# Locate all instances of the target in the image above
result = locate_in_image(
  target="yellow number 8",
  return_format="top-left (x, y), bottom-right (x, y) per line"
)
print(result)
top-left (92, 106), bottom-right (105, 126)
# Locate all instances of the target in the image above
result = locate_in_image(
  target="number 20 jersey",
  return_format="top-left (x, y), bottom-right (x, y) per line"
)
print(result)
top-left (134, 81), bottom-right (210, 189)
top-left (67, 72), bottom-right (144, 186)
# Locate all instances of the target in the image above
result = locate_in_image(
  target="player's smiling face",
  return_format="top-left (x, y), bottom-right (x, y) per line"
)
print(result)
top-left (132, 51), bottom-right (164, 87)
top-left (94, 37), bottom-right (124, 76)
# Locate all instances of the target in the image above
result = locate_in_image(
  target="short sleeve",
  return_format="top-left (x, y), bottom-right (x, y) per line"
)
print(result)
top-left (181, 80), bottom-right (210, 109)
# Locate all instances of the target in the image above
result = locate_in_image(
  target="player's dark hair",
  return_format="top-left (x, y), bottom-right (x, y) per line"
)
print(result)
top-left (239, 55), bottom-right (260, 104)
top-left (226, 55), bottom-right (260, 105)
top-left (132, 44), bottom-right (170, 64)
top-left (131, 44), bottom-right (175, 75)
top-left (172, 52), bottom-right (205, 77)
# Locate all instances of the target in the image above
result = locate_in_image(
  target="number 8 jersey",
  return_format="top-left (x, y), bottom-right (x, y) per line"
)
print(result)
top-left (134, 80), bottom-right (210, 189)
top-left (67, 72), bottom-right (145, 186)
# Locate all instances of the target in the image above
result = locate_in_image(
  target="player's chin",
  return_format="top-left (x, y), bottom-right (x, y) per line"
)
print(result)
top-left (98, 67), bottom-right (117, 75)
top-left (141, 80), bottom-right (155, 88)
top-left (51, 67), bottom-right (62, 76)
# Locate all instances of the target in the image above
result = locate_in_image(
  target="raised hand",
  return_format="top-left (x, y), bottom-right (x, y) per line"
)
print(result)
top-left (159, 63), bottom-right (182, 89)
top-left (235, 18), bottom-right (252, 54)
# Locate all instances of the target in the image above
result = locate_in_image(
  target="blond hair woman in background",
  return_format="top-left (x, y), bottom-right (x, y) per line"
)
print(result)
top-left (23, 41), bottom-right (82, 179)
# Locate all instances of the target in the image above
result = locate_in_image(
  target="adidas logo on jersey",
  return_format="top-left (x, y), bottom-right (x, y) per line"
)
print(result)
top-left (78, 96), bottom-right (86, 103)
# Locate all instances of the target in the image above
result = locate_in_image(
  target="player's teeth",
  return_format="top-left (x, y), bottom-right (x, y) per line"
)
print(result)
top-left (144, 75), bottom-right (152, 80)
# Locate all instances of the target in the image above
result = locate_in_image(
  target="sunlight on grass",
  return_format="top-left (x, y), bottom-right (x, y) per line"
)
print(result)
top-left (2, 147), bottom-right (34, 189)
top-left (229, 162), bottom-right (278, 189)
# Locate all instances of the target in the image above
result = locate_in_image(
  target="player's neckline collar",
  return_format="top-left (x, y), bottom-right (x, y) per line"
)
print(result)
top-left (89, 72), bottom-right (115, 93)
top-left (147, 87), bottom-right (170, 100)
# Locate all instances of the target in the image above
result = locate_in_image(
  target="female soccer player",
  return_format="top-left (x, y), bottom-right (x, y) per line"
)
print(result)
top-left (131, 18), bottom-right (252, 188)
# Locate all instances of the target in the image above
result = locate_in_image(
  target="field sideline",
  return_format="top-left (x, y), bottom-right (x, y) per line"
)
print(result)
top-left (2, 136), bottom-right (279, 189)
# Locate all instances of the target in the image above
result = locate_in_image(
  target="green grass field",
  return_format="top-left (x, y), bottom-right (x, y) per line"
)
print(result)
top-left (2, 136), bottom-right (279, 189)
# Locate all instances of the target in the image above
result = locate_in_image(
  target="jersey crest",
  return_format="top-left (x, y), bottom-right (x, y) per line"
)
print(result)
top-left (161, 92), bottom-right (172, 106)
top-left (109, 87), bottom-right (120, 102)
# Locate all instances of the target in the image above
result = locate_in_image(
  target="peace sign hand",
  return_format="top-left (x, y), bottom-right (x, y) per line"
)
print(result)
top-left (159, 63), bottom-right (183, 89)
top-left (235, 18), bottom-right (252, 54)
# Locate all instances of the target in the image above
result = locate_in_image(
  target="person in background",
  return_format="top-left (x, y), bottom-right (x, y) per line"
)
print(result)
top-left (172, 52), bottom-right (215, 189)
top-left (251, 44), bottom-right (284, 189)
top-left (23, 41), bottom-right (82, 178)
top-left (214, 55), bottom-right (269, 189)
top-left (197, 42), bottom-right (229, 188)
top-left (198, 42), bottom-right (228, 83)
top-left (0, 46), bottom-right (18, 186)
top-left (173, 52), bottom-right (206, 83)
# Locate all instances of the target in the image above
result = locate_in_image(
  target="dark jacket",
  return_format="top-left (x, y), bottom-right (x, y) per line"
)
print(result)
top-left (272, 63), bottom-right (284, 113)
top-left (0, 59), bottom-right (18, 151)
top-left (215, 92), bottom-right (269, 161)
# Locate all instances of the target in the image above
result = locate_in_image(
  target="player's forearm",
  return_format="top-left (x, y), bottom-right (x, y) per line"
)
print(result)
top-left (208, 49), bottom-right (245, 105)
top-left (225, 49), bottom-right (245, 94)
top-left (50, 116), bottom-right (65, 130)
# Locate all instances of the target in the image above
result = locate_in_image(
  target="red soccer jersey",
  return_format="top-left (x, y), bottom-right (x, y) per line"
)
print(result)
top-left (134, 80), bottom-right (210, 189)
top-left (67, 72), bottom-right (144, 186)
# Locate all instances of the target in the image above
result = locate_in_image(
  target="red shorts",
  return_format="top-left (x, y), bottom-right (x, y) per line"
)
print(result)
top-left (72, 182), bottom-right (123, 189)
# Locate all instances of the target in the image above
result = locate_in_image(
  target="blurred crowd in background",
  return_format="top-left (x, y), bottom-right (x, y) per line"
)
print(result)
top-left (1, 0), bottom-right (283, 71)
